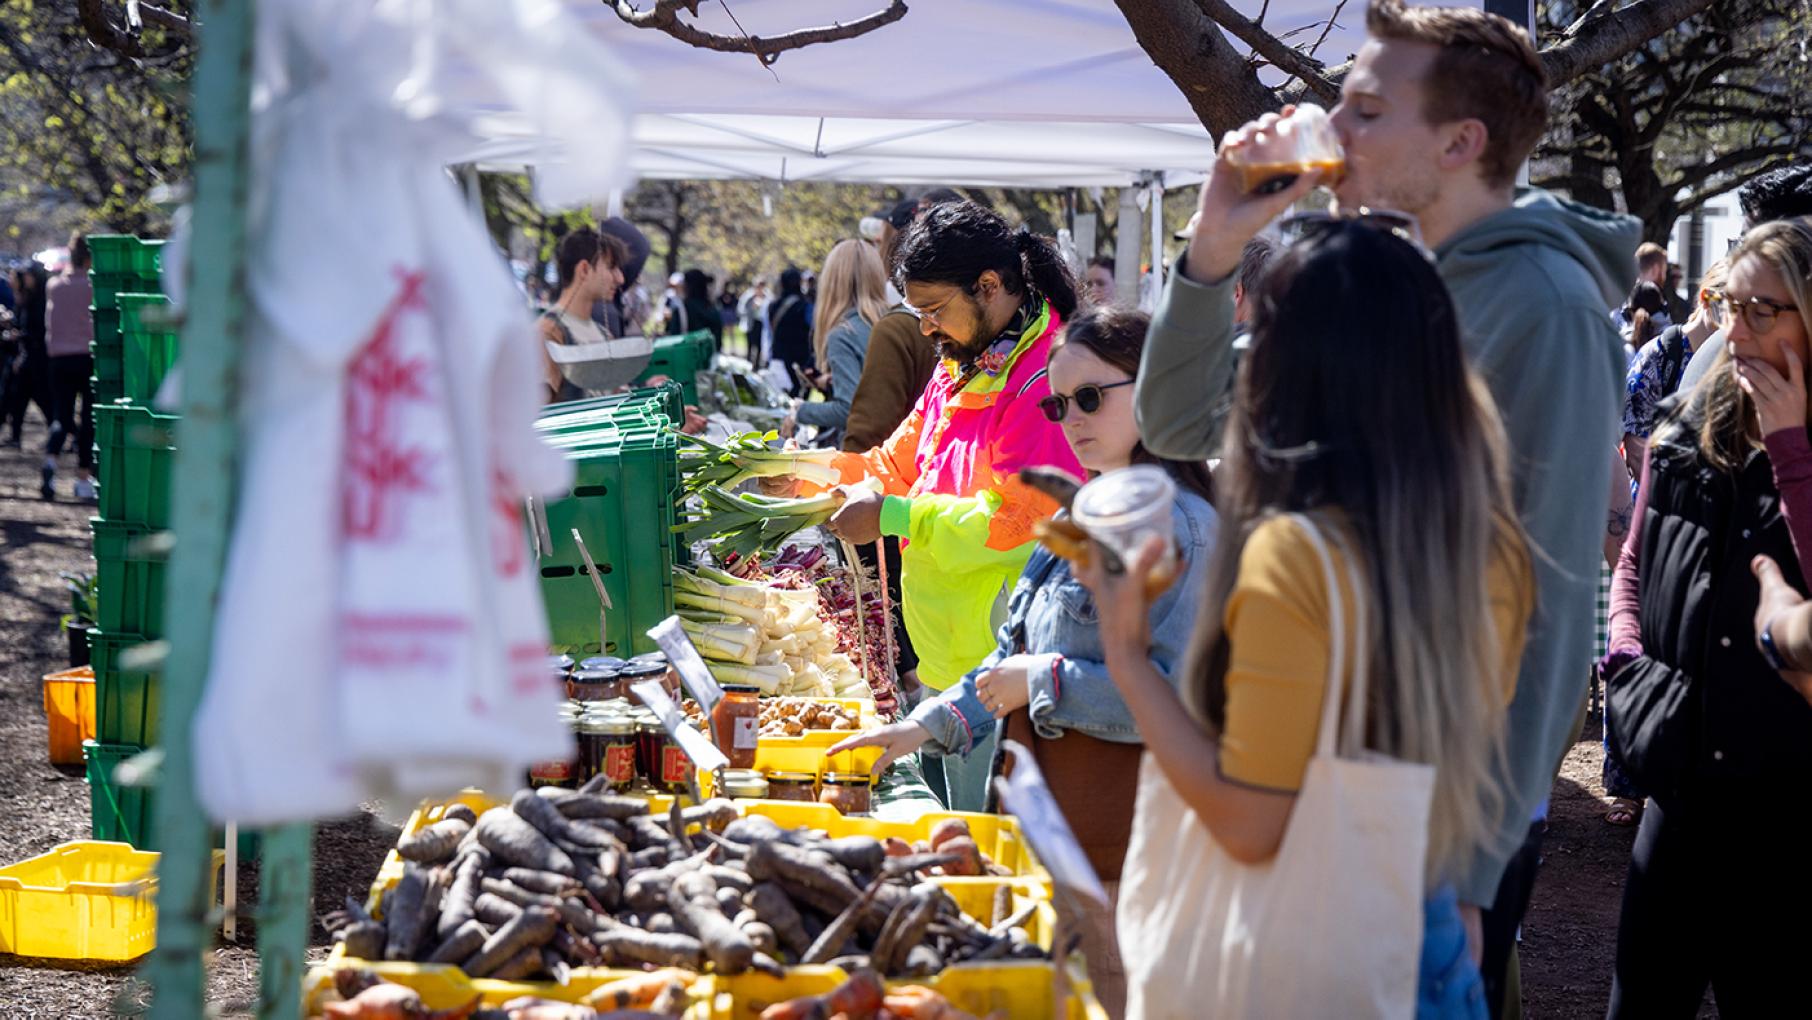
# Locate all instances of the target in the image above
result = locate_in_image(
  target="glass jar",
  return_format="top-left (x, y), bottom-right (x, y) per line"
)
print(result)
top-left (631, 651), bottom-right (683, 699)
top-left (575, 711), bottom-right (610, 783)
top-left (818, 772), bottom-right (873, 816)
top-left (579, 655), bottom-right (628, 673)
top-left (594, 715), bottom-right (638, 792)
top-left (619, 661), bottom-right (672, 705)
top-left (764, 770), bottom-right (819, 803)
top-left (711, 685), bottom-right (762, 770)
top-left (548, 654), bottom-right (575, 692)
top-left (720, 768), bottom-right (770, 800)
top-left (528, 754), bottom-right (577, 789)
top-left (638, 718), bottom-right (693, 794)
top-left (568, 667), bottom-right (625, 703)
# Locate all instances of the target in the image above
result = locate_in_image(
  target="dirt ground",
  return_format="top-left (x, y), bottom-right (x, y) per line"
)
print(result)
top-left (0, 410), bottom-right (1683, 1018)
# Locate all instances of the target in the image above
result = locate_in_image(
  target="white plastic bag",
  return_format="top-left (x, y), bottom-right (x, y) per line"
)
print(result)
top-left (1118, 513), bottom-right (1431, 1019)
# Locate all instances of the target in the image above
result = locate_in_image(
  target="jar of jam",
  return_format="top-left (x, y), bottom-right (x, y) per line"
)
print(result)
top-left (620, 661), bottom-right (672, 705)
top-left (528, 754), bottom-right (577, 788)
top-left (818, 772), bottom-right (873, 816)
top-left (594, 715), bottom-right (638, 792)
top-left (568, 667), bottom-right (624, 703)
top-left (548, 654), bottom-right (575, 691)
top-left (711, 685), bottom-right (762, 770)
top-left (631, 651), bottom-right (684, 699)
top-left (575, 711), bottom-right (610, 783)
top-left (720, 768), bottom-right (770, 800)
top-left (580, 655), bottom-right (627, 672)
top-left (764, 770), bottom-right (818, 803)
top-left (638, 717), bottom-right (693, 793)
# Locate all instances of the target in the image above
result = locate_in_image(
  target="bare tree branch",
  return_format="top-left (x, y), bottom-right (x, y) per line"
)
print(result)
top-left (1190, 0), bottom-right (1339, 104)
top-left (1307, 0), bottom-right (1351, 61)
top-left (1541, 0), bottom-right (1719, 85)
top-left (75, 0), bottom-right (189, 58)
top-left (610, 0), bottom-right (908, 67)
top-left (1111, 0), bottom-right (1288, 136)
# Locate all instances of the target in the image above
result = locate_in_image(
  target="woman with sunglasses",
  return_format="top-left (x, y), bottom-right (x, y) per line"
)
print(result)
top-left (1602, 217), bottom-right (1812, 1016)
top-left (830, 305), bottom-right (1216, 1018)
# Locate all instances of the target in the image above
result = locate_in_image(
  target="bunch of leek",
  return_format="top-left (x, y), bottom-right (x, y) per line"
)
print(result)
top-left (674, 566), bottom-right (872, 699)
top-left (678, 430), bottom-right (843, 494)
top-left (674, 485), bottom-right (842, 561)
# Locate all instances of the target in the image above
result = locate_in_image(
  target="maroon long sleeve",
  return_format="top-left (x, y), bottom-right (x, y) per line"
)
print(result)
top-left (1607, 454), bottom-right (1649, 658)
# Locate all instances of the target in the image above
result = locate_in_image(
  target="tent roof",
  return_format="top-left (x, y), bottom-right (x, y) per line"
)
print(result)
top-left (473, 0), bottom-right (1390, 188)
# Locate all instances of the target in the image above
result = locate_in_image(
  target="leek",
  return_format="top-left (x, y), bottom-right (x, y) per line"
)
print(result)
top-left (680, 430), bottom-right (844, 492)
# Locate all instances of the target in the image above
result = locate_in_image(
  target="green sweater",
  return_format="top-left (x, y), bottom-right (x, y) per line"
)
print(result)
top-left (1135, 190), bottom-right (1638, 903)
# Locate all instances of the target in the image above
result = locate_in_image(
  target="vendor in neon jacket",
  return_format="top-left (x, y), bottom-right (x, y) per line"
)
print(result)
top-left (803, 201), bottom-right (1084, 810)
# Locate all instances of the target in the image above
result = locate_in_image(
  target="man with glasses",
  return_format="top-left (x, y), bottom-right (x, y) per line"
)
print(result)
top-left (1133, 3), bottom-right (1639, 1015)
top-left (787, 200), bottom-right (1081, 811)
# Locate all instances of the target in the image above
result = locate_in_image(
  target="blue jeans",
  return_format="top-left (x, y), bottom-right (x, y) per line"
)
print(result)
top-left (1420, 885), bottom-right (1487, 1020)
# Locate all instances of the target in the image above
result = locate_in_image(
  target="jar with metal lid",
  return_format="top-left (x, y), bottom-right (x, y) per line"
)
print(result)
top-left (579, 655), bottom-right (628, 672)
top-left (568, 667), bottom-right (625, 703)
top-left (619, 661), bottom-right (672, 705)
top-left (631, 651), bottom-right (684, 699)
top-left (711, 685), bottom-right (762, 769)
top-left (589, 714), bottom-right (638, 792)
top-left (764, 770), bottom-right (818, 803)
top-left (818, 772), bottom-right (873, 816)
top-left (548, 655), bottom-right (575, 692)
top-left (637, 717), bottom-right (693, 793)
top-left (720, 768), bottom-right (770, 800)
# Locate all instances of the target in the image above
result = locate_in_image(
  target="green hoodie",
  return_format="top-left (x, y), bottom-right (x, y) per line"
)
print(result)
top-left (1134, 189), bottom-right (1638, 904)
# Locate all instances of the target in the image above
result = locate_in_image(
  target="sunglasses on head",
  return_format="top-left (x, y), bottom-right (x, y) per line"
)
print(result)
top-left (1039, 379), bottom-right (1134, 422)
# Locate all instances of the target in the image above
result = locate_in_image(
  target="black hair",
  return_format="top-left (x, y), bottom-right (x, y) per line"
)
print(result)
top-left (598, 217), bottom-right (651, 289)
top-left (918, 187), bottom-right (964, 208)
top-left (892, 201), bottom-right (1079, 320)
top-left (1236, 236), bottom-right (1277, 297)
top-left (1086, 256), bottom-right (1115, 274)
top-left (1739, 163), bottom-right (1812, 227)
top-left (555, 228), bottom-right (603, 293)
top-left (683, 268), bottom-right (712, 302)
top-left (1625, 280), bottom-right (1667, 316)
top-left (779, 266), bottom-right (803, 296)
top-left (68, 233), bottom-right (90, 270)
top-left (887, 198), bottom-right (919, 231)
top-left (1051, 305), bottom-right (1214, 505)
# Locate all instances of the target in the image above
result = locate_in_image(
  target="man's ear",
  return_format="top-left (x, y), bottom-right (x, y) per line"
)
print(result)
top-left (1439, 119), bottom-right (1490, 175)
top-left (975, 269), bottom-right (1003, 299)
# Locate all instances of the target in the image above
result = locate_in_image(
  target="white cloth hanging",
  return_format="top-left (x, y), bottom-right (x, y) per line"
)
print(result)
top-left (193, 0), bottom-right (636, 824)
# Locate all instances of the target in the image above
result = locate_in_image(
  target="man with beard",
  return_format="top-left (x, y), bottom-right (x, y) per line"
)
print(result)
top-left (802, 200), bottom-right (1082, 811)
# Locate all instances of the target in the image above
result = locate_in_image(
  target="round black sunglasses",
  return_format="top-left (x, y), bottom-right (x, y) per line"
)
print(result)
top-left (1039, 379), bottom-right (1135, 422)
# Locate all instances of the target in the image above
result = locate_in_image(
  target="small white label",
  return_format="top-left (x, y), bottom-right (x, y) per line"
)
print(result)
top-left (632, 678), bottom-right (729, 773)
top-left (650, 616), bottom-right (725, 713)
top-left (732, 714), bottom-right (759, 751)
top-left (994, 739), bottom-right (1110, 909)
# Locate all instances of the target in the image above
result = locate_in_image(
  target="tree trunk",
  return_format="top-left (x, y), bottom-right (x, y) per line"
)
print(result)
top-left (1111, 0), bottom-right (1281, 138)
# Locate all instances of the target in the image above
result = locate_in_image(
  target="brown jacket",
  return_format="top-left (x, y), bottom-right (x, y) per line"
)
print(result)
top-left (840, 308), bottom-right (937, 452)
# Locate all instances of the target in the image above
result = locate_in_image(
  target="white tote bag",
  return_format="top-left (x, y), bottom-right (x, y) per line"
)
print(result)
top-left (1119, 513), bottom-right (1432, 1019)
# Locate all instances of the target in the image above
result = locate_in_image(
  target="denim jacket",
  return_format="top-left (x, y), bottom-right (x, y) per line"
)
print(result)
top-left (907, 487), bottom-right (1218, 756)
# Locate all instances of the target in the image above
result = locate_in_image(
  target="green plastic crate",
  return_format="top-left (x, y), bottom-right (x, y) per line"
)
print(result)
top-left (116, 293), bottom-right (177, 403)
top-left (85, 741), bottom-right (256, 856)
top-left (91, 373), bottom-right (123, 406)
top-left (90, 306), bottom-right (121, 343)
top-left (91, 519), bottom-right (167, 637)
top-left (536, 433), bottom-right (681, 657)
top-left (95, 403), bottom-right (176, 528)
top-left (84, 236), bottom-right (161, 277)
top-left (540, 381), bottom-right (684, 428)
top-left (632, 332), bottom-right (714, 406)
top-left (88, 629), bottom-right (159, 748)
top-left (89, 272), bottom-right (159, 313)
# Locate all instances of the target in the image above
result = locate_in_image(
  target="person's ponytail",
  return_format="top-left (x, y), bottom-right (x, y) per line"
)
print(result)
top-left (1014, 227), bottom-right (1079, 321)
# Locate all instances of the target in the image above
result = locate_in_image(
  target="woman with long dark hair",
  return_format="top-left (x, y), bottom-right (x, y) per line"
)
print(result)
top-left (1083, 220), bottom-right (1533, 1017)
top-left (832, 305), bottom-right (1215, 1017)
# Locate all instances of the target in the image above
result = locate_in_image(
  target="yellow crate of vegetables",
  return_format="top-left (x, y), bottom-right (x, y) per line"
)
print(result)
top-left (302, 956), bottom-right (708, 1016)
top-left (707, 959), bottom-right (1106, 1020)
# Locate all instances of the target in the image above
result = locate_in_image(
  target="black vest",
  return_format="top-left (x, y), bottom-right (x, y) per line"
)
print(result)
top-left (1636, 410), bottom-right (1812, 796)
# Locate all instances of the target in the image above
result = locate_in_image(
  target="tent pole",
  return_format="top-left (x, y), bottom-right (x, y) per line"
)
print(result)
top-left (1148, 172), bottom-right (1166, 298)
top-left (1114, 185), bottom-right (1141, 303)
top-left (146, 0), bottom-right (263, 1014)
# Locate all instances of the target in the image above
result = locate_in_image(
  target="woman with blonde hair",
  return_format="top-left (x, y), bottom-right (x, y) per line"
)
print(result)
top-left (1603, 217), bottom-right (1812, 1015)
top-left (781, 239), bottom-right (889, 447)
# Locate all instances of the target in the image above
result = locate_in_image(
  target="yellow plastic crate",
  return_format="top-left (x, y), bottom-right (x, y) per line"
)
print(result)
top-left (302, 952), bottom-right (710, 1016)
top-left (0, 841), bottom-right (222, 961)
top-left (707, 960), bottom-right (1106, 1020)
top-left (698, 742), bottom-right (884, 799)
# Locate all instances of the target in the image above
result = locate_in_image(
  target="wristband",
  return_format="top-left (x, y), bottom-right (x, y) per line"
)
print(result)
top-left (1760, 613), bottom-right (1793, 671)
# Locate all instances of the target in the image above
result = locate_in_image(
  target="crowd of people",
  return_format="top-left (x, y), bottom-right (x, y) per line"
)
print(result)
top-left (524, 1), bottom-right (1805, 1017)
top-left (1, 233), bottom-right (99, 501)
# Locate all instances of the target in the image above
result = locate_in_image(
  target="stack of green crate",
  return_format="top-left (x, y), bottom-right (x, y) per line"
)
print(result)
top-left (631, 331), bottom-right (715, 406)
top-left (533, 385), bottom-right (684, 657)
top-left (86, 236), bottom-right (163, 404)
top-left (81, 236), bottom-right (178, 849)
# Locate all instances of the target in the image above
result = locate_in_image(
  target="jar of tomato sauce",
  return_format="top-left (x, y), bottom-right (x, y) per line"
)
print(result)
top-left (711, 685), bottom-right (762, 769)
top-left (818, 772), bottom-right (873, 816)
top-left (764, 770), bottom-right (818, 803)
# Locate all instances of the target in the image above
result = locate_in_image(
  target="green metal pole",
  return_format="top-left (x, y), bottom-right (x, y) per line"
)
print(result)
top-left (144, 1), bottom-right (270, 1017)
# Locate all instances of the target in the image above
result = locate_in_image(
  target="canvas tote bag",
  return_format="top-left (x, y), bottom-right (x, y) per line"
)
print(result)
top-left (1118, 513), bottom-right (1432, 1018)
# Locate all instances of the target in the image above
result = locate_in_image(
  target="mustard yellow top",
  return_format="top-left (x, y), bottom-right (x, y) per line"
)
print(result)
top-left (1216, 514), bottom-right (1534, 792)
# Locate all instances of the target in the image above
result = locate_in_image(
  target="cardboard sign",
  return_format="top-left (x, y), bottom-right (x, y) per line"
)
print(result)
top-left (994, 740), bottom-right (1110, 909)
top-left (631, 678), bottom-right (728, 774)
top-left (649, 615), bottom-right (725, 713)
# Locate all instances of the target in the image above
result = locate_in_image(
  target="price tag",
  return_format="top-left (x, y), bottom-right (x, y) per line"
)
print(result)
top-left (649, 616), bottom-right (724, 713)
top-left (993, 740), bottom-right (1109, 910)
top-left (631, 678), bottom-right (729, 774)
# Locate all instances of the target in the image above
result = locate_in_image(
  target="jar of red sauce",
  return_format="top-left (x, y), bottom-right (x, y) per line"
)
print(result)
top-left (818, 772), bottom-right (873, 816)
top-left (711, 685), bottom-right (761, 770)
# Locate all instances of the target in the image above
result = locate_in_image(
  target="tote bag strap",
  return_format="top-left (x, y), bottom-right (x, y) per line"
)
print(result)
top-left (1290, 513), bottom-right (1372, 761)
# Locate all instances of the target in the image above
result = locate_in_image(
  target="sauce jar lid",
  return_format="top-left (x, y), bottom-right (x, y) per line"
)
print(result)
top-left (766, 770), bottom-right (817, 783)
top-left (579, 656), bottom-right (628, 672)
top-left (618, 662), bottom-right (668, 679)
top-left (583, 715), bottom-right (636, 735)
top-left (548, 655), bottom-right (575, 675)
top-left (631, 651), bottom-right (669, 664)
top-left (719, 684), bottom-right (761, 694)
top-left (822, 772), bottom-right (873, 785)
top-left (571, 667), bottom-right (621, 683)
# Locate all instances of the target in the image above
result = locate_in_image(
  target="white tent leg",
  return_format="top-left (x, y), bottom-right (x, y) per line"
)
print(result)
top-left (1148, 173), bottom-right (1166, 299)
top-left (1114, 186), bottom-right (1141, 304)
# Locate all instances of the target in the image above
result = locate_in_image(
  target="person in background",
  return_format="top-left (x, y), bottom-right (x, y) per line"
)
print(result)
top-left (536, 227), bottom-right (627, 403)
top-left (799, 201), bottom-right (1083, 812)
top-left (768, 267), bottom-right (814, 396)
top-left (716, 281), bottom-right (739, 347)
top-left (1093, 209), bottom-right (1531, 1018)
top-left (1678, 163), bottom-right (1812, 392)
top-left (832, 306), bottom-right (1218, 1018)
top-left (1664, 262), bottom-right (1692, 324)
top-left (660, 271), bottom-right (687, 335)
top-left (1602, 217), bottom-right (1812, 1015)
top-left (917, 187), bottom-right (965, 215)
top-left (3, 263), bottom-right (52, 448)
top-left (42, 234), bottom-right (95, 501)
top-left (782, 240), bottom-right (889, 449)
top-left (1612, 242), bottom-right (1671, 335)
top-left (597, 217), bottom-right (651, 339)
top-left (1084, 256), bottom-right (1117, 307)
top-left (680, 268), bottom-right (724, 350)
top-left (1135, 4), bottom-right (1635, 1013)
top-left (738, 277), bottom-right (769, 365)
top-left (1622, 258), bottom-right (1729, 482)
top-left (1616, 280), bottom-right (1671, 349)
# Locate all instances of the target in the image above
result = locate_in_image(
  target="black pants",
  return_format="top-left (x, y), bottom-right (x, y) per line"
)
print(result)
top-left (3, 337), bottom-right (52, 439)
top-left (1479, 820), bottom-right (1544, 1020)
top-left (45, 354), bottom-right (93, 470)
top-left (1608, 794), bottom-right (1812, 1018)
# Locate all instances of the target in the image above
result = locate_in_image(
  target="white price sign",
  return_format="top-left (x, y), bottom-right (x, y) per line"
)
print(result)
top-left (649, 616), bottom-right (725, 713)
top-left (632, 678), bottom-right (729, 774)
top-left (993, 740), bottom-right (1110, 909)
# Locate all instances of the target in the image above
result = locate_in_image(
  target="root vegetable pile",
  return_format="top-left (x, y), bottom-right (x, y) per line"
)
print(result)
top-left (327, 782), bottom-right (1043, 991)
top-left (313, 965), bottom-right (688, 1018)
